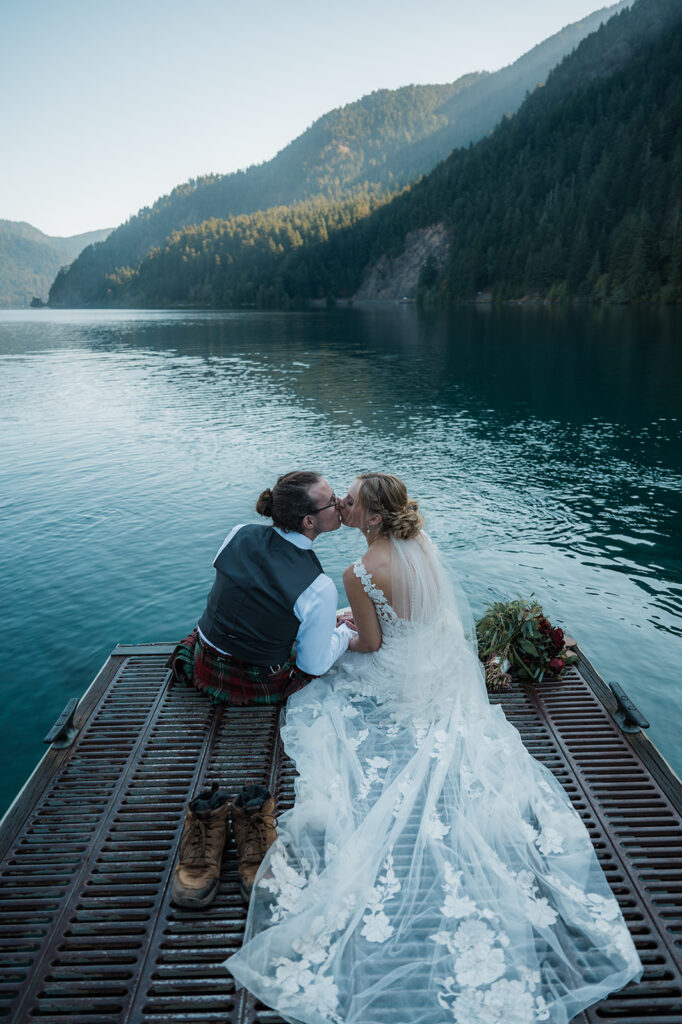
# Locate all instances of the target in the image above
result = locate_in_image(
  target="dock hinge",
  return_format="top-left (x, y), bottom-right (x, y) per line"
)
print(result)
top-left (610, 681), bottom-right (650, 734)
top-left (44, 697), bottom-right (80, 749)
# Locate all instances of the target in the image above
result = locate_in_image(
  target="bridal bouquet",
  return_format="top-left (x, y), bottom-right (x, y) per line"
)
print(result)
top-left (475, 597), bottom-right (578, 691)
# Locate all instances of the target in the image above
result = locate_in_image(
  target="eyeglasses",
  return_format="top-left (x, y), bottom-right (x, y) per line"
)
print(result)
top-left (309, 494), bottom-right (338, 515)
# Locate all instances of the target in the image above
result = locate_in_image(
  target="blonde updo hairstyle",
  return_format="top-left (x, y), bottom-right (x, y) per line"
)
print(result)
top-left (356, 473), bottom-right (424, 540)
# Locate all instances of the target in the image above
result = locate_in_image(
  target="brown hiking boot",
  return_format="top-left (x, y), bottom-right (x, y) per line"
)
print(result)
top-left (172, 782), bottom-right (230, 908)
top-left (231, 784), bottom-right (277, 903)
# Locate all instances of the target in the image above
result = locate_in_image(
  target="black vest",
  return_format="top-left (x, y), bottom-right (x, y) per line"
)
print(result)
top-left (197, 524), bottom-right (323, 667)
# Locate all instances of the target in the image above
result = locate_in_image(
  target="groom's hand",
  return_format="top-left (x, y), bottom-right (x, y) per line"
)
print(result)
top-left (337, 611), bottom-right (356, 630)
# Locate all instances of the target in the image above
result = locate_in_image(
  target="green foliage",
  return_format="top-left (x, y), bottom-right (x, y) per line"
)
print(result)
top-left (416, 253), bottom-right (445, 308)
top-left (83, 191), bottom-right (397, 308)
top-left (423, 0), bottom-right (682, 304)
top-left (475, 597), bottom-right (575, 690)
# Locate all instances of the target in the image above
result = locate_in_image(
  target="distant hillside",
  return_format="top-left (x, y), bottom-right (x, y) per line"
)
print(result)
top-left (48, 228), bottom-right (113, 262)
top-left (306, 0), bottom-right (682, 305)
top-left (367, 0), bottom-right (682, 305)
top-left (87, 0), bottom-right (680, 308)
top-left (49, 1), bottom-right (625, 308)
top-left (384, 0), bottom-right (632, 180)
top-left (0, 221), bottom-right (111, 307)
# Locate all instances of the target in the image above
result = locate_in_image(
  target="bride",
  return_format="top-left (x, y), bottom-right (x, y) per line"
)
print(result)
top-left (225, 473), bottom-right (642, 1023)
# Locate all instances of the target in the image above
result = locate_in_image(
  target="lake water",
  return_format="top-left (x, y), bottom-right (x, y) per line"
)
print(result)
top-left (0, 305), bottom-right (680, 816)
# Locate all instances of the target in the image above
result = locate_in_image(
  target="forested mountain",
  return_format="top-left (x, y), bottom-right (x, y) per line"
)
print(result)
top-left (67, 0), bottom-right (680, 309)
top-left (383, 0), bottom-right (682, 304)
top-left (387, 0), bottom-right (631, 181)
top-left (48, 227), bottom-right (112, 261)
top-left (49, 1), bottom-right (626, 307)
top-left (0, 221), bottom-right (111, 307)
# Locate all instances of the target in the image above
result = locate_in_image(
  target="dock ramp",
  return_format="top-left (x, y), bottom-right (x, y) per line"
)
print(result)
top-left (0, 644), bottom-right (680, 1023)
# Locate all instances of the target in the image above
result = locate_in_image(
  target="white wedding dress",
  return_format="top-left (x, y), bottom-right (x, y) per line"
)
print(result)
top-left (225, 534), bottom-right (642, 1024)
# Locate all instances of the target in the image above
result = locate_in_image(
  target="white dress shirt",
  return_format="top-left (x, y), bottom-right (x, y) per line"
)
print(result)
top-left (197, 524), bottom-right (353, 676)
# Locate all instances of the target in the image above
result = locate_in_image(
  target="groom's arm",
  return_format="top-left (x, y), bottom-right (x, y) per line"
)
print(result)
top-left (293, 574), bottom-right (355, 676)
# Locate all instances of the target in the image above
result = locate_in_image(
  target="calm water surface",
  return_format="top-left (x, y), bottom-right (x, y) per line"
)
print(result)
top-left (0, 306), bottom-right (680, 815)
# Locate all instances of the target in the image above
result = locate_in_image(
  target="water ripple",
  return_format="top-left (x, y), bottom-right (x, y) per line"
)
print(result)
top-left (0, 306), bottom-right (680, 815)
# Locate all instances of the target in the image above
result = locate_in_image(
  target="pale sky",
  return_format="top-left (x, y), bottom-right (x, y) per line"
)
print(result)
top-left (1, 0), bottom-right (624, 237)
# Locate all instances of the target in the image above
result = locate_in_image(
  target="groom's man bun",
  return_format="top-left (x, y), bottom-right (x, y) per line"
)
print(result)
top-left (255, 488), bottom-right (274, 518)
top-left (256, 471), bottom-right (322, 532)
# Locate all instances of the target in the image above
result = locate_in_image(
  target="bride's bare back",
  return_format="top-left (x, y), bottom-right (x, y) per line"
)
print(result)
top-left (342, 538), bottom-right (394, 653)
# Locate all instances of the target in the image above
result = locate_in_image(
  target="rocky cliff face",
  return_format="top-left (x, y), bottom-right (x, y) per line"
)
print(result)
top-left (353, 223), bottom-right (449, 301)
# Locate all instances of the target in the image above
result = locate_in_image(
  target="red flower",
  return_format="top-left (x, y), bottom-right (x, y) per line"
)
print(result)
top-left (537, 617), bottom-right (551, 636)
top-left (548, 657), bottom-right (564, 675)
top-left (550, 627), bottom-right (564, 651)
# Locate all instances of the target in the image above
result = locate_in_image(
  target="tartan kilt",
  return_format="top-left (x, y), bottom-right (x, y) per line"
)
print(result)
top-left (168, 628), bottom-right (314, 706)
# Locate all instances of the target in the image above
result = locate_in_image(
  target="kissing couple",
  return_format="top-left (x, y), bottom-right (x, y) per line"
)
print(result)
top-left (171, 470), bottom-right (395, 713)
top-left (171, 470), bottom-right (641, 1024)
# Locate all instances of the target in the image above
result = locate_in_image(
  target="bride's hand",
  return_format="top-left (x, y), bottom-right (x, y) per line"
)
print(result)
top-left (337, 611), bottom-right (356, 629)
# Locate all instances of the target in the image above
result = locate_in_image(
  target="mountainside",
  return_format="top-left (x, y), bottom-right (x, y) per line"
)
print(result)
top-left (77, 0), bottom-right (681, 309)
top-left (364, 0), bottom-right (682, 304)
top-left (0, 221), bottom-right (111, 307)
top-left (389, 0), bottom-right (631, 180)
top-left (48, 228), bottom-right (113, 261)
top-left (49, 1), bottom-right (626, 308)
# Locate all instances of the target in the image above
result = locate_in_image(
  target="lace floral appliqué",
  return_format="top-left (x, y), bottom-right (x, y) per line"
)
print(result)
top-left (361, 851), bottom-right (401, 943)
top-left (258, 849), bottom-right (317, 923)
top-left (357, 755), bottom-right (391, 800)
top-left (429, 863), bottom-right (555, 1022)
top-left (353, 559), bottom-right (401, 628)
top-left (266, 895), bottom-right (357, 1022)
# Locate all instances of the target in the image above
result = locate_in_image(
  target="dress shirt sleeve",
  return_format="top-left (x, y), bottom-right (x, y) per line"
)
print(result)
top-left (293, 574), bottom-right (354, 676)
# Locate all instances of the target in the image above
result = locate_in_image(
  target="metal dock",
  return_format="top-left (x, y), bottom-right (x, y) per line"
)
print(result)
top-left (0, 644), bottom-right (680, 1023)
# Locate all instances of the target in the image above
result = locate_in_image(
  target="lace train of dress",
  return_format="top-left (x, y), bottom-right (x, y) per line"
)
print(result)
top-left (225, 538), bottom-right (642, 1024)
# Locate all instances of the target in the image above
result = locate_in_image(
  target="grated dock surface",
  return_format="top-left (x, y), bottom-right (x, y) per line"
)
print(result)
top-left (0, 648), bottom-right (680, 1023)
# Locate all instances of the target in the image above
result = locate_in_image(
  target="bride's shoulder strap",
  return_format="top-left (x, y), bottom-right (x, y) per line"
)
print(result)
top-left (352, 561), bottom-right (374, 593)
top-left (352, 556), bottom-right (388, 606)
top-left (352, 556), bottom-right (372, 586)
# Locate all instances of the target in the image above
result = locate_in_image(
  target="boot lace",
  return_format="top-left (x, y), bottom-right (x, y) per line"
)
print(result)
top-left (180, 815), bottom-right (223, 866)
top-left (242, 810), bottom-right (277, 861)
top-left (180, 817), bottom-right (207, 866)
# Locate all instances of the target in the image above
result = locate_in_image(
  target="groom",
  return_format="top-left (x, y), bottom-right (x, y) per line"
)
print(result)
top-left (170, 470), bottom-right (354, 706)
top-left (170, 470), bottom-right (354, 907)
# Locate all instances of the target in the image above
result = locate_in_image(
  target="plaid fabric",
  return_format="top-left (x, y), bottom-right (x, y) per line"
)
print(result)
top-left (169, 628), bottom-right (314, 706)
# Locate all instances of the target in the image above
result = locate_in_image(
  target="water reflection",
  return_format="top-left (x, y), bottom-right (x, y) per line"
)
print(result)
top-left (0, 306), bottom-right (680, 816)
